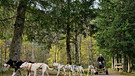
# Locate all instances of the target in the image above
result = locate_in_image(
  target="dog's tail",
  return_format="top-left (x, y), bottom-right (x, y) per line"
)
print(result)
top-left (47, 65), bottom-right (53, 70)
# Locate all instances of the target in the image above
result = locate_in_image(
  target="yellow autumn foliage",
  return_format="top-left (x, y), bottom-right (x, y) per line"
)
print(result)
top-left (47, 35), bottom-right (100, 65)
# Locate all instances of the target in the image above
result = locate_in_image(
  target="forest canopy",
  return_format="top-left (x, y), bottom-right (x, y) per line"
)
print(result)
top-left (0, 0), bottom-right (135, 72)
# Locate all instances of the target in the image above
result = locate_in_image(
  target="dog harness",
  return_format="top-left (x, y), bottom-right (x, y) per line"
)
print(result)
top-left (38, 64), bottom-right (44, 69)
top-left (27, 63), bottom-right (44, 72)
top-left (28, 64), bottom-right (33, 72)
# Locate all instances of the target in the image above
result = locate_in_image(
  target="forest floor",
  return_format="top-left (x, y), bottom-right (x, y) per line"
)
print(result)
top-left (0, 69), bottom-right (134, 76)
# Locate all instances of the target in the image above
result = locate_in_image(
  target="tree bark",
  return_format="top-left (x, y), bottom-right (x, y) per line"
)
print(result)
top-left (9, 0), bottom-right (27, 61)
top-left (127, 56), bottom-right (131, 73)
top-left (88, 36), bottom-right (92, 65)
top-left (66, 23), bottom-right (72, 64)
top-left (66, 0), bottom-right (72, 65)
top-left (78, 35), bottom-right (82, 64)
top-left (74, 31), bottom-right (79, 64)
top-left (123, 55), bottom-right (127, 72)
top-left (112, 56), bottom-right (115, 69)
top-left (31, 42), bottom-right (35, 61)
top-left (53, 45), bottom-right (57, 62)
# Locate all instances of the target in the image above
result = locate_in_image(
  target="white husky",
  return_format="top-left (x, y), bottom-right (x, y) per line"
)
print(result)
top-left (20, 62), bottom-right (53, 76)
top-left (87, 65), bottom-right (98, 76)
top-left (52, 62), bottom-right (65, 76)
top-left (75, 66), bottom-right (85, 76)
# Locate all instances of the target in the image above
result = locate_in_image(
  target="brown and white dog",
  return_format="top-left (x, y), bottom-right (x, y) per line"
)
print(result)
top-left (20, 62), bottom-right (53, 76)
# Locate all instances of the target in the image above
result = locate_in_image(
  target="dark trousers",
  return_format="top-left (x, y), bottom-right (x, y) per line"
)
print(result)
top-left (98, 62), bottom-right (104, 69)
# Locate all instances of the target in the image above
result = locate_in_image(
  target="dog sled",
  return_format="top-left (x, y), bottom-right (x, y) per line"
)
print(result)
top-left (96, 61), bottom-right (108, 75)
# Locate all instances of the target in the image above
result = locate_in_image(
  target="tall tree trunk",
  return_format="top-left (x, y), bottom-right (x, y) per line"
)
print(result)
top-left (0, 46), bottom-right (3, 68)
top-left (78, 35), bottom-right (82, 64)
top-left (53, 45), bottom-right (57, 62)
top-left (9, 0), bottom-right (27, 61)
top-left (31, 41), bottom-right (35, 61)
top-left (66, 0), bottom-right (72, 64)
top-left (66, 23), bottom-right (72, 64)
top-left (88, 36), bottom-right (92, 65)
top-left (4, 40), bottom-right (7, 61)
top-left (127, 56), bottom-right (131, 73)
top-left (4, 30), bottom-right (8, 61)
top-left (88, 21), bottom-right (93, 65)
top-left (74, 31), bottom-right (79, 64)
top-left (112, 56), bottom-right (115, 69)
top-left (123, 55), bottom-right (127, 72)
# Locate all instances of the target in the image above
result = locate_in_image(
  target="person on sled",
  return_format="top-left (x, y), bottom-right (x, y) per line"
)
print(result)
top-left (97, 54), bottom-right (105, 69)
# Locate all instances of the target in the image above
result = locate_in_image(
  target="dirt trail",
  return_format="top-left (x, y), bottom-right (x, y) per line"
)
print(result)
top-left (92, 69), bottom-right (127, 76)
top-left (0, 69), bottom-right (127, 76)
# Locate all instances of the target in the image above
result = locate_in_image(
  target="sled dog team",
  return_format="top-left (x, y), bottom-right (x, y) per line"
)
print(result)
top-left (4, 59), bottom-right (98, 76)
